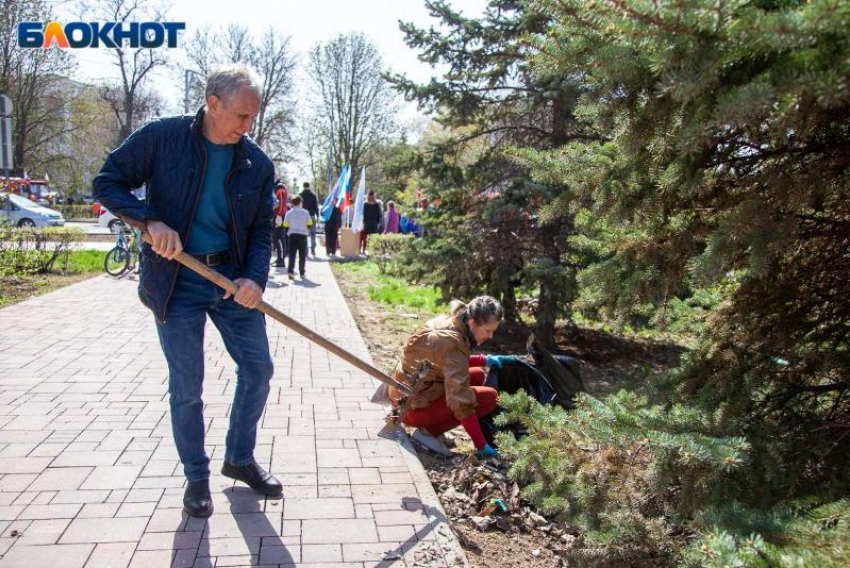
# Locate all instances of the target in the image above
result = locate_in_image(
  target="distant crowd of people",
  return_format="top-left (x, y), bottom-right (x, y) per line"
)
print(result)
top-left (272, 182), bottom-right (429, 264)
top-left (272, 181), bottom-right (319, 278)
top-left (348, 191), bottom-right (428, 255)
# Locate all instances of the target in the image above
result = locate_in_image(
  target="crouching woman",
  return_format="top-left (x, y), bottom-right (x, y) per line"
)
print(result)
top-left (389, 296), bottom-right (503, 458)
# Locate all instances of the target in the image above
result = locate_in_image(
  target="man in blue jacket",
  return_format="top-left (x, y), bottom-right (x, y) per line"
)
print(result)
top-left (93, 64), bottom-right (281, 518)
top-left (299, 182), bottom-right (319, 256)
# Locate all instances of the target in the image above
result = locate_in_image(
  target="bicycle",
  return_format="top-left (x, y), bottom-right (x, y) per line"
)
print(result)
top-left (104, 227), bottom-right (138, 277)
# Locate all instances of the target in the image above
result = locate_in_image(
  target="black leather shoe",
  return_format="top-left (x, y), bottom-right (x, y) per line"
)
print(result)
top-left (183, 480), bottom-right (213, 518)
top-left (221, 461), bottom-right (283, 497)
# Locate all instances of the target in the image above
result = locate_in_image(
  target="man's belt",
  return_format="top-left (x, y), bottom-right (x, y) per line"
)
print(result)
top-left (191, 250), bottom-right (231, 267)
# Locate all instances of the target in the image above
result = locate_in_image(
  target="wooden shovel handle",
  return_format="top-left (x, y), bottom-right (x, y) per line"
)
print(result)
top-left (140, 232), bottom-right (415, 395)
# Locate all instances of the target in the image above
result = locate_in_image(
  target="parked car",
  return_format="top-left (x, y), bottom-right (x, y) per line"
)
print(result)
top-left (97, 206), bottom-right (127, 233)
top-left (0, 193), bottom-right (65, 227)
top-left (96, 188), bottom-right (145, 233)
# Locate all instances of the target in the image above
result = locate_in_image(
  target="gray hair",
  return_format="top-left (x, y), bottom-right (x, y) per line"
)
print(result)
top-left (450, 295), bottom-right (503, 324)
top-left (205, 63), bottom-right (262, 104)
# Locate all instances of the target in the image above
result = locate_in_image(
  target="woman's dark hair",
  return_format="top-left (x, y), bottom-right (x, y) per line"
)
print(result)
top-left (450, 295), bottom-right (503, 324)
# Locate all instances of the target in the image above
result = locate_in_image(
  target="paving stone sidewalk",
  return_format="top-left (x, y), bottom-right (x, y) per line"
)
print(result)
top-left (0, 253), bottom-right (466, 568)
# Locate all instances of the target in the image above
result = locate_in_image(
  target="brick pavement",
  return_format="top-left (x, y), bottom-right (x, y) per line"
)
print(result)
top-left (0, 254), bottom-right (467, 568)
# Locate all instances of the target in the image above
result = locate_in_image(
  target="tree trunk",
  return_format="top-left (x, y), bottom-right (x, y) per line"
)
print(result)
top-left (534, 223), bottom-right (566, 348)
top-left (14, 117), bottom-right (26, 174)
top-left (535, 287), bottom-right (556, 347)
top-left (502, 284), bottom-right (518, 323)
top-left (532, 88), bottom-right (577, 348)
top-left (121, 99), bottom-right (133, 141)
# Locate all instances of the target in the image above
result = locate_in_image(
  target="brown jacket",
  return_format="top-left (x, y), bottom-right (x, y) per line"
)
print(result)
top-left (389, 314), bottom-right (478, 420)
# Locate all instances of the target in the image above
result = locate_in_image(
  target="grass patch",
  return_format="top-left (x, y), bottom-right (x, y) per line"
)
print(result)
top-left (331, 259), bottom-right (444, 371)
top-left (63, 249), bottom-right (107, 273)
top-left (331, 260), bottom-right (379, 277)
top-left (367, 280), bottom-right (441, 311)
top-left (333, 260), bottom-right (442, 313)
top-left (0, 249), bottom-right (105, 309)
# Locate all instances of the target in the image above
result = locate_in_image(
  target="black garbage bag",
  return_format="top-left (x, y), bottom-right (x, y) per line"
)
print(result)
top-left (479, 334), bottom-right (584, 446)
top-left (526, 334), bottom-right (585, 402)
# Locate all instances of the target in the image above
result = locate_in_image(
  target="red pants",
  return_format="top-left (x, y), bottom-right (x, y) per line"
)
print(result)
top-left (402, 367), bottom-right (498, 437)
top-left (359, 230), bottom-right (368, 253)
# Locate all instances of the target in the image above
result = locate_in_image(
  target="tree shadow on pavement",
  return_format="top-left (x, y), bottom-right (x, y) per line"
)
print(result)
top-left (373, 500), bottom-right (462, 567)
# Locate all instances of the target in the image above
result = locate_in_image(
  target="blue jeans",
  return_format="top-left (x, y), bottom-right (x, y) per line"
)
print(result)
top-left (155, 264), bottom-right (274, 482)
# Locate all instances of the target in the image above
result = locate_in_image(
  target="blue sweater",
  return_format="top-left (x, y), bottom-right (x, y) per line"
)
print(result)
top-left (185, 139), bottom-right (233, 255)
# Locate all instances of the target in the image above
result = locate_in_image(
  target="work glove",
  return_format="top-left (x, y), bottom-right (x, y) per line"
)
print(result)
top-left (475, 444), bottom-right (499, 459)
top-left (485, 355), bottom-right (517, 369)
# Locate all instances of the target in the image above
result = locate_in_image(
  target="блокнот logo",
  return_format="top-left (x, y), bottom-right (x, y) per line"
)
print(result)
top-left (17, 21), bottom-right (186, 49)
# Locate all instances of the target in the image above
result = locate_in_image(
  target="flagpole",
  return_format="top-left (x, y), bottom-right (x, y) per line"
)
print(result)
top-left (350, 166), bottom-right (367, 235)
top-left (326, 149), bottom-right (333, 199)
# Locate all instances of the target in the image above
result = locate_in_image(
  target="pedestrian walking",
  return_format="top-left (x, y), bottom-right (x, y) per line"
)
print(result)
top-left (324, 205), bottom-right (342, 256)
top-left (299, 182), bottom-right (319, 256)
top-left (361, 190), bottom-right (382, 254)
top-left (384, 201), bottom-right (400, 234)
top-left (273, 182), bottom-right (289, 267)
top-left (283, 195), bottom-right (312, 279)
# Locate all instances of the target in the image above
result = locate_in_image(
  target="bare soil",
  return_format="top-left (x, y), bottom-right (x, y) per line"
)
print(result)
top-left (0, 273), bottom-right (99, 309)
top-left (332, 262), bottom-right (685, 567)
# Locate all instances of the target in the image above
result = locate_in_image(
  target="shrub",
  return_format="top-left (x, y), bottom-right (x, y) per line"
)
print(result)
top-left (497, 391), bottom-right (749, 566)
top-left (55, 204), bottom-right (97, 219)
top-left (0, 226), bottom-right (86, 276)
top-left (369, 233), bottom-right (417, 276)
top-left (497, 390), bottom-right (850, 567)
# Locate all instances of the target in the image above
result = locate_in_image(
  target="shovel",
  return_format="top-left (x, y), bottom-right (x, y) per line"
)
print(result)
top-left (140, 233), bottom-right (424, 433)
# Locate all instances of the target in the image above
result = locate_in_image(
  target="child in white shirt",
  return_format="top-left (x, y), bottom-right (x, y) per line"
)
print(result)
top-left (282, 195), bottom-right (313, 278)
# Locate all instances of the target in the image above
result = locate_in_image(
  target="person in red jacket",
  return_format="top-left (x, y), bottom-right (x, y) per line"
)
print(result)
top-left (273, 182), bottom-right (289, 267)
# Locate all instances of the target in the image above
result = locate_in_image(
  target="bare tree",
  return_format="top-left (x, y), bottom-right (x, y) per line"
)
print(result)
top-left (99, 84), bottom-right (164, 146)
top-left (295, 113), bottom-right (331, 193)
top-left (305, 33), bottom-right (400, 174)
top-left (221, 25), bottom-right (253, 66)
top-left (41, 80), bottom-right (120, 193)
top-left (184, 25), bottom-right (297, 163)
top-left (251, 29), bottom-right (297, 162)
top-left (183, 24), bottom-right (253, 85)
top-left (0, 0), bottom-right (79, 176)
top-left (79, 0), bottom-right (171, 141)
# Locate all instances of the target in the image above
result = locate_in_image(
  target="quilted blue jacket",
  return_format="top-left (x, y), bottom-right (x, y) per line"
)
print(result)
top-left (93, 108), bottom-right (276, 323)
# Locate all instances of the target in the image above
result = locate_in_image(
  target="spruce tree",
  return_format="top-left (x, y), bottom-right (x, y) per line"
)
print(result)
top-left (502, 0), bottom-right (850, 564)
top-left (389, 0), bottom-right (596, 344)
